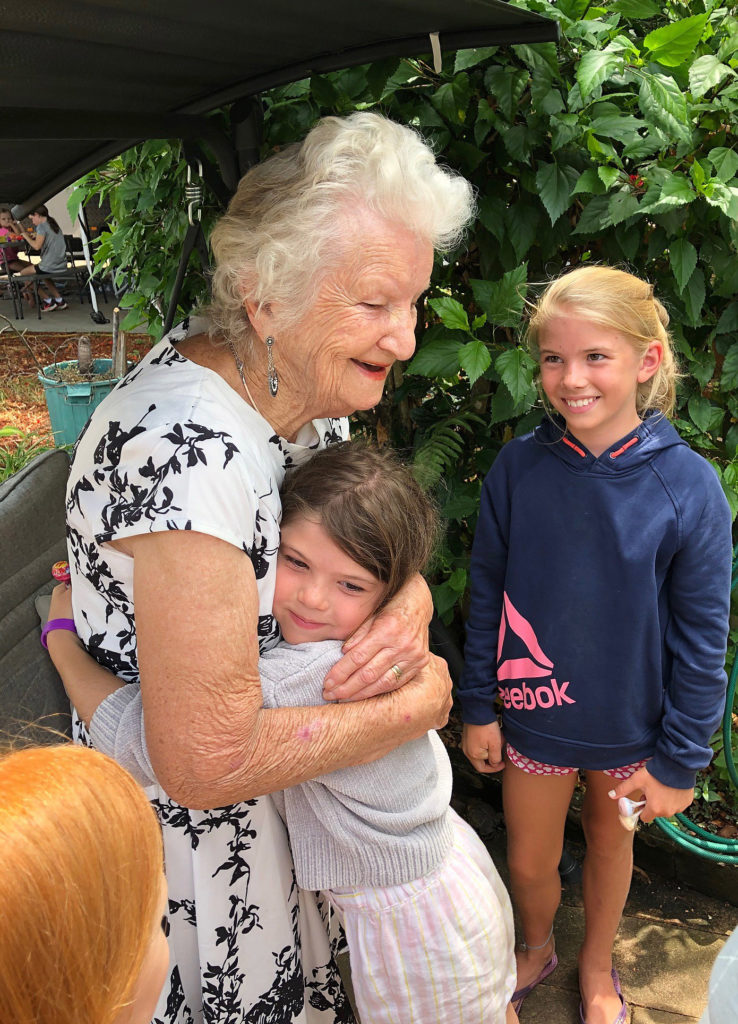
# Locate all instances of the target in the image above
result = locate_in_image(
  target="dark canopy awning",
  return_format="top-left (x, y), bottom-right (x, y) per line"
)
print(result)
top-left (1, 0), bottom-right (557, 215)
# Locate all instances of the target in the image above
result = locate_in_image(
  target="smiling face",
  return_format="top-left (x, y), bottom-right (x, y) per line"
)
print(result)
top-left (257, 209), bottom-right (434, 423)
top-left (539, 313), bottom-right (662, 456)
top-left (0, 211), bottom-right (11, 230)
top-left (272, 515), bottom-right (387, 645)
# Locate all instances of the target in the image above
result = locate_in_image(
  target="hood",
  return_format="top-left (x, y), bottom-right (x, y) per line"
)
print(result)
top-left (534, 410), bottom-right (687, 475)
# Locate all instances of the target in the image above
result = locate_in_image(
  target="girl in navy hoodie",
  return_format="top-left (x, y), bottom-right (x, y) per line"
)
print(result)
top-left (459, 266), bottom-right (732, 1024)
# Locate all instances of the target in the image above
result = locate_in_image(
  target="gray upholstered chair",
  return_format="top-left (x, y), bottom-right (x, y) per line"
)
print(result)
top-left (0, 449), bottom-right (72, 743)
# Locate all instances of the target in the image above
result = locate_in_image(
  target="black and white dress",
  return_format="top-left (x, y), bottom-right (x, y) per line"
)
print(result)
top-left (65, 318), bottom-right (353, 1024)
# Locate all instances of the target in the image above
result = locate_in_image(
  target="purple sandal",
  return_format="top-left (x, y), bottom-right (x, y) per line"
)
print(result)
top-left (579, 968), bottom-right (628, 1024)
top-left (511, 928), bottom-right (558, 1013)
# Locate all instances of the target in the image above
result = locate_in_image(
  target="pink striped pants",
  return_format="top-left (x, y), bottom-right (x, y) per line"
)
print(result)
top-left (326, 808), bottom-right (516, 1024)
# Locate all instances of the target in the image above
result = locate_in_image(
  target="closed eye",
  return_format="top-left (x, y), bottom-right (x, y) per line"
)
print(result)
top-left (282, 553), bottom-right (308, 570)
top-left (340, 580), bottom-right (367, 593)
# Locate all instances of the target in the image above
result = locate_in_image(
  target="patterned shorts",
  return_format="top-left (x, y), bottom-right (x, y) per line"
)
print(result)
top-left (506, 744), bottom-right (647, 780)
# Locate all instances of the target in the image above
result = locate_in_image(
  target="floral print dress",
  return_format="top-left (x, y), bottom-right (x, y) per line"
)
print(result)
top-left (65, 318), bottom-right (354, 1024)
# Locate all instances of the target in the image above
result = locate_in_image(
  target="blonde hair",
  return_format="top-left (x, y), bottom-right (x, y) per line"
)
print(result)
top-left (207, 111), bottom-right (475, 355)
top-left (0, 744), bottom-right (163, 1024)
top-left (526, 265), bottom-right (679, 417)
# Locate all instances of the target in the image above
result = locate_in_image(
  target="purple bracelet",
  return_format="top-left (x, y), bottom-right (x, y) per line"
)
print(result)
top-left (40, 618), bottom-right (77, 649)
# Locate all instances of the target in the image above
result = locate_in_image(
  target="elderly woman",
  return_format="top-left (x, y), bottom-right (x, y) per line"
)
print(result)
top-left (53, 112), bottom-right (474, 1024)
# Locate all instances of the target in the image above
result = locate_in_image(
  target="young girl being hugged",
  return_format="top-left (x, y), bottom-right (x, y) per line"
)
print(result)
top-left (45, 442), bottom-right (518, 1024)
top-left (459, 266), bottom-right (732, 1024)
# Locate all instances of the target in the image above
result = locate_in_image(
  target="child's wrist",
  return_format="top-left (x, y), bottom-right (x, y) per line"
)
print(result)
top-left (45, 626), bottom-right (81, 657)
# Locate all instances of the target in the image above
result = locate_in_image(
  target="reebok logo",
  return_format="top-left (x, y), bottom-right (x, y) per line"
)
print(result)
top-left (499, 679), bottom-right (575, 710)
top-left (497, 593), bottom-right (576, 709)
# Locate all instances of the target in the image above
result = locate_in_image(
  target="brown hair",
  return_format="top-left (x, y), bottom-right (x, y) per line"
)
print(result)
top-left (32, 204), bottom-right (61, 234)
top-left (0, 744), bottom-right (163, 1024)
top-left (280, 442), bottom-right (440, 605)
top-left (526, 265), bottom-right (679, 417)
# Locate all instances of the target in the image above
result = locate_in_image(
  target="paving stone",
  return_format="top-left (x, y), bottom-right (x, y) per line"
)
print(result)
top-left (615, 917), bottom-right (724, 1019)
top-left (631, 1008), bottom-right (698, 1024)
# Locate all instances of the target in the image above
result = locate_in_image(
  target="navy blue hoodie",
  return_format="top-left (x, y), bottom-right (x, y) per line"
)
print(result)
top-left (459, 413), bottom-right (732, 789)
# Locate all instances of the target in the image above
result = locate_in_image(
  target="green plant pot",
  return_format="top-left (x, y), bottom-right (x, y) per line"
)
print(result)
top-left (38, 359), bottom-right (123, 447)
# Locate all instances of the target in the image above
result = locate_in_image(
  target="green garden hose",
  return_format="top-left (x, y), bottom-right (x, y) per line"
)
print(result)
top-left (652, 549), bottom-right (738, 863)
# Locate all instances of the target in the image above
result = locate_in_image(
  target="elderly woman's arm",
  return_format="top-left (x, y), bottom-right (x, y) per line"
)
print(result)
top-left (95, 529), bottom-right (451, 809)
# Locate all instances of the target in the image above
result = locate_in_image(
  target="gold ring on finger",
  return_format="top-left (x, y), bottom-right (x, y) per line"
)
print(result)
top-left (390, 664), bottom-right (402, 680)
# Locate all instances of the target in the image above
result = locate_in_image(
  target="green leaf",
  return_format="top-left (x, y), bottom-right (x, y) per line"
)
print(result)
top-left (406, 335), bottom-right (462, 378)
top-left (725, 424), bottom-right (738, 457)
top-left (707, 147), bottom-right (738, 182)
top-left (454, 47), bottom-right (498, 73)
top-left (588, 113), bottom-right (646, 144)
top-left (489, 384), bottom-right (517, 424)
top-left (638, 73), bottom-right (690, 144)
top-left (572, 194), bottom-right (612, 235)
top-left (721, 343), bottom-right (738, 390)
top-left (429, 297), bottom-right (469, 332)
top-left (608, 191), bottom-right (640, 227)
top-left (550, 112), bottom-right (580, 152)
top-left (459, 340), bottom-right (492, 385)
top-left (612, 0), bottom-right (659, 17)
top-left (471, 265), bottom-right (528, 328)
top-left (484, 66), bottom-right (529, 122)
top-left (541, 90), bottom-right (565, 116)
top-left (615, 222), bottom-right (640, 261)
top-left (502, 124), bottom-right (535, 163)
top-left (431, 74), bottom-right (472, 126)
top-left (682, 267), bottom-right (706, 328)
top-left (716, 304), bottom-right (738, 338)
top-left (688, 350), bottom-right (715, 389)
top-left (644, 173), bottom-right (696, 213)
top-left (477, 195), bottom-right (507, 244)
top-left (572, 168), bottom-right (606, 196)
top-left (669, 238), bottom-right (698, 293)
top-left (644, 15), bottom-right (708, 68)
top-left (598, 166), bottom-right (621, 190)
top-left (536, 162), bottom-right (577, 225)
top-left (495, 348), bottom-right (537, 405)
top-left (702, 181), bottom-right (738, 218)
top-left (505, 203), bottom-right (540, 262)
top-left (577, 49), bottom-right (624, 100)
top-left (688, 394), bottom-right (722, 435)
top-left (689, 55), bottom-right (734, 99)
top-left (310, 74), bottom-right (340, 107)
top-left (366, 58), bottom-right (400, 101)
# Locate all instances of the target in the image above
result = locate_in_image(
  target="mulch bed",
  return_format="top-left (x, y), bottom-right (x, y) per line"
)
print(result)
top-left (0, 328), bottom-right (152, 440)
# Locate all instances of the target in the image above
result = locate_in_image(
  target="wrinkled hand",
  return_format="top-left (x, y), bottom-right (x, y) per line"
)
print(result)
top-left (323, 575), bottom-right (431, 701)
top-left (462, 721), bottom-right (505, 773)
top-left (49, 581), bottom-right (73, 621)
top-left (608, 766), bottom-right (694, 823)
top-left (400, 652), bottom-right (453, 731)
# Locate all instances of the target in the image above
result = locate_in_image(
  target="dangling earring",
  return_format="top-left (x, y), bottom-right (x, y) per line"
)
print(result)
top-left (266, 335), bottom-right (279, 397)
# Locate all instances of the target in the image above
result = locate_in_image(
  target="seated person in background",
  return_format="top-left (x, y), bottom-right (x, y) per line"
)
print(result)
top-left (46, 442), bottom-right (519, 1024)
top-left (0, 743), bottom-right (168, 1024)
top-left (11, 204), bottom-right (68, 311)
top-left (0, 208), bottom-right (25, 271)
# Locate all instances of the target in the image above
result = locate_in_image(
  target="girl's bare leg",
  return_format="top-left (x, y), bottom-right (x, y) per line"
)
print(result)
top-left (578, 770), bottom-right (636, 1024)
top-left (502, 759), bottom-right (577, 991)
